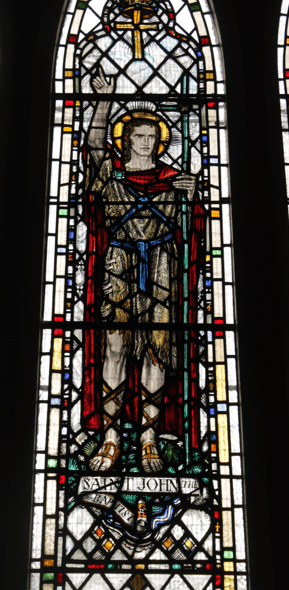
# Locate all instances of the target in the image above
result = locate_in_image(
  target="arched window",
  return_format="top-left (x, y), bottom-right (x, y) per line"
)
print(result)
top-left (30, 1), bottom-right (248, 589)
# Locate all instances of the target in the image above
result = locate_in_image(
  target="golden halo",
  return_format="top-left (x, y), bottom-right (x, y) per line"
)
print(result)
top-left (112, 111), bottom-right (170, 155)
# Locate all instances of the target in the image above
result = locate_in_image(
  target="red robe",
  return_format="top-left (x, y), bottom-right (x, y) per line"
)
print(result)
top-left (82, 148), bottom-right (206, 448)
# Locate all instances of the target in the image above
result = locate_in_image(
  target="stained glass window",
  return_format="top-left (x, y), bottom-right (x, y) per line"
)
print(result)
top-left (29, 1), bottom-right (248, 589)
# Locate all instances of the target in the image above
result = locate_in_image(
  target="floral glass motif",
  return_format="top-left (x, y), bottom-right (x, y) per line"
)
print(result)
top-left (30, 1), bottom-right (248, 590)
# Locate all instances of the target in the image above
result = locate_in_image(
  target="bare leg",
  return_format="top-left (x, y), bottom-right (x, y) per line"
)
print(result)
top-left (140, 352), bottom-right (165, 473)
top-left (89, 331), bottom-right (127, 471)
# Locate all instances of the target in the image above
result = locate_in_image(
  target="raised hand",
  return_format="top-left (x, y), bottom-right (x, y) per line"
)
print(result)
top-left (91, 66), bottom-right (115, 94)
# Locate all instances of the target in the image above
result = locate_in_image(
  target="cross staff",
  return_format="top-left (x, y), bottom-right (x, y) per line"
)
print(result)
top-left (159, 76), bottom-right (193, 466)
top-left (180, 73), bottom-right (191, 466)
top-left (116, 9), bottom-right (158, 59)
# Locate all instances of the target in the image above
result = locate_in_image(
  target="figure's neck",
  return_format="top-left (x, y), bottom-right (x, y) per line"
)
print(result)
top-left (126, 153), bottom-right (155, 171)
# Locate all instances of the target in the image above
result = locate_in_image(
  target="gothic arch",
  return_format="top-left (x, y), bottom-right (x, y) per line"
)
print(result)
top-left (29, 1), bottom-right (248, 589)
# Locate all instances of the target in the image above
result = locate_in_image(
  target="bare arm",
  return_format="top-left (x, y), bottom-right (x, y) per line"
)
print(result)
top-left (87, 67), bottom-right (115, 167)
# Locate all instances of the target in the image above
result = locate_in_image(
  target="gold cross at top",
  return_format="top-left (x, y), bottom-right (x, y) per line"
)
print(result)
top-left (116, 8), bottom-right (158, 59)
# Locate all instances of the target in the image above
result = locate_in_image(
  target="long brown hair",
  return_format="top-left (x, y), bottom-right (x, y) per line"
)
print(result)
top-left (123, 118), bottom-right (160, 164)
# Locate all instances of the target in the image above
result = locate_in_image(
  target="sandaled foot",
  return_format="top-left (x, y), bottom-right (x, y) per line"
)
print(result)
top-left (142, 441), bottom-right (164, 473)
top-left (89, 440), bottom-right (120, 471)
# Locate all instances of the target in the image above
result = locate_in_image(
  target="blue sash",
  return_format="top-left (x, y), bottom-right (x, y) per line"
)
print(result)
top-left (109, 186), bottom-right (174, 292)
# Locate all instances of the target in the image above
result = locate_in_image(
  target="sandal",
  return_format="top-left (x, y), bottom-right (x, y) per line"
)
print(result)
top-left (141, 442), bottom-right (161, 464)
top-left (90, 441), bottom-right (120, 470)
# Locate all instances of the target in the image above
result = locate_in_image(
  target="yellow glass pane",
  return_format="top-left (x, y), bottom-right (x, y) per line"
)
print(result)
top-left (134, 30), bottom-right (142, 59)
top-left (224, 562), bottom-right (234, 572)
top-left (133, 9), bottom-right (141, 24)
top-left (224, 575), bottom-right (235, 589)
top-left (52, 338), bottom-right (62, 371)
top-left (216, 364), bottom-right (226, 400)
top-left (218, 414), bottom-right (229, 462)
top-left (113, 121), bottom-right (124, 138)
top-left (185, 539), bottom-right (194, 549)
top-left (163, 538), bottom-right (173, 548)
top-left (159, 121), bottom-right (170, 142)
top-left (140, 24), bottom-right (158, 29)
top-left (116, 23), bottom-right (134, 29)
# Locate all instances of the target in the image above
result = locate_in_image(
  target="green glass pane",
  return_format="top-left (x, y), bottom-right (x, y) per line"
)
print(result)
top-left (43, 573), bottom-right (54, 581)
top-left (47, 459), bottom-right (57, 468)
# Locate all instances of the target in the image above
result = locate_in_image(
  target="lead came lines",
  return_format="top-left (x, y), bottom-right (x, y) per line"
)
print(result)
top-left (30, 1), bottom-right (248, 589)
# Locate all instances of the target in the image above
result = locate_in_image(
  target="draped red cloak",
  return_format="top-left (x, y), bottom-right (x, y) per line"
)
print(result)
top-left (82, 147), bottom-right (206, 449)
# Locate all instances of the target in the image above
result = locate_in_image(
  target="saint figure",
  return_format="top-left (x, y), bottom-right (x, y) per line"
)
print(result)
top-left (86, 67), bottom-right (202, 473)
